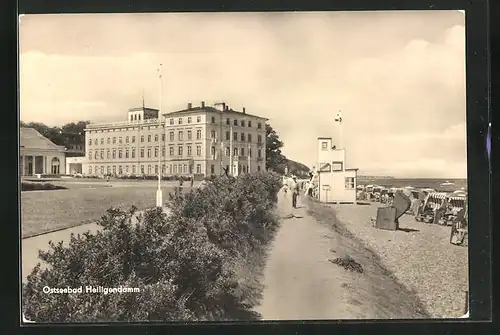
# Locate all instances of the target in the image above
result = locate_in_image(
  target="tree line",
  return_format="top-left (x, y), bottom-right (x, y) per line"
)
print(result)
top-left (20, 121), bottom-right (89, 146)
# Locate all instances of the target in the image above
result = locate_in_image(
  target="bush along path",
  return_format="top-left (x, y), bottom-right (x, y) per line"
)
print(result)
top-left (22, 172), bottom-right (282, 322)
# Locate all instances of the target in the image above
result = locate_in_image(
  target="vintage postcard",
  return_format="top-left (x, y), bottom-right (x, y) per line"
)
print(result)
top-left (19, 11), bottom-right (468, 322)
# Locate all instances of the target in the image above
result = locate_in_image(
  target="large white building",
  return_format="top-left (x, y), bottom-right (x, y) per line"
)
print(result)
top-left (83, 102), bottom-right (268, 177)
top-left (314, 136), bottom-right (358, 203)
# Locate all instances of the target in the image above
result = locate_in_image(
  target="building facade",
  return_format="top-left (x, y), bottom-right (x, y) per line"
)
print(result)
top-left (82, 102), bottom-right (267, 177)
top-left (20, 127), bottom-right (66, 176)
top-left (315, 136), bottom-right (358, 203)
top-left (66, 156), bottom-right (85, 175)
top-left (61, 132), bottom-right (85, 157)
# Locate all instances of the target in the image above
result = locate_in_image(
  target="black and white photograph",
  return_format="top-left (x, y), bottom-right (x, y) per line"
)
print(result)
top-left (19, 11), bottom-right (468, 322)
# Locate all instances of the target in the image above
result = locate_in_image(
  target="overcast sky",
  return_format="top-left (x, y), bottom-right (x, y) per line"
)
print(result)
top-left (19, 11), bottom-right (466, 178)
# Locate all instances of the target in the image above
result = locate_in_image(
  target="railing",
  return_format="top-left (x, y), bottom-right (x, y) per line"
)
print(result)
top-left (86, 118), bottom-right (165, 130)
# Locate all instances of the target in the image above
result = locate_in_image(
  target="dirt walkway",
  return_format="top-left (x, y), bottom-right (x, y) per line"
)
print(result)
top-left (255, 190), bottom-right (368, 320)
top-left (22, 208), bottom-right (171, 282)
top-left (255, 190), bottom-right (431, 320)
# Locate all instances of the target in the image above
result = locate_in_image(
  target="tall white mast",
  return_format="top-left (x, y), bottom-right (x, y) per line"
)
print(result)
top-left (248, 144), bottom-right (251, 173)
top-left (229, 125), bottom-right (233, 176)
top-left (156, 64), bottom-right (163, 208)
top-left (335, 110), bottom-right (343, 149)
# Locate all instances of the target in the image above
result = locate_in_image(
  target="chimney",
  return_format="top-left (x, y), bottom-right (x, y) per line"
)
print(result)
top-left (222, 102), bottom-right (226, 111)
top-left (201, 101), bottom-right (205, 108)
top-left (225, 105), bottom-right (229, 111)
top-left (242, 107), bottom-right (246, 114)
top-left (187, 103), bottom-right (192, 110)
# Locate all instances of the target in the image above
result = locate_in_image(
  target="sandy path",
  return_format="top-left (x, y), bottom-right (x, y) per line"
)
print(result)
top-left (255, 190), bottom-right (365, 320)
top-left (21, 223), bottom-right (101, 282)
top-left (21, 208), bottom-right (171, 282)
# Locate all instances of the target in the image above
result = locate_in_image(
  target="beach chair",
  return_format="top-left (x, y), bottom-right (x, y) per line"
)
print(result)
top-left (374, 191), bottom-right (411, 231)
top-left (450, 208), bottom-right (467, 245)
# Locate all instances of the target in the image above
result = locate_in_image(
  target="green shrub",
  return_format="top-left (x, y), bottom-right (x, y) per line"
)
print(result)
top-left (115, 175), bottom-right (193, 182)
top-left (168, 172), bottom-right (282, 255)
top-left (22, 172), bottom-right (282, 322)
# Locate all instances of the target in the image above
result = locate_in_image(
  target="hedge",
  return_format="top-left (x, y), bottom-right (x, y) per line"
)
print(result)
top-left (77, 174), bottom-right (210, 181)
top-left (22, 171), bottom-right (283, 322)
top-left (94, 174), bottom-right (197, 181)
top-left (21, 182), bottom-right (67, 191)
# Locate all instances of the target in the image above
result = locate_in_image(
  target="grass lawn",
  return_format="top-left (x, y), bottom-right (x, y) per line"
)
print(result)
top-left (21, 185), bottom-right (185, 238)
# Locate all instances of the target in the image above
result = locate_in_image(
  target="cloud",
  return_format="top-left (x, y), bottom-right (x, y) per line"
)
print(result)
top-left (19, 12), bottom-right (467, 178)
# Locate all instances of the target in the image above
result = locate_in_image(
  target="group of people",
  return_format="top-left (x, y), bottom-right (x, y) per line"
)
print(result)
top-left (178, 176), bottom-right (195, 189)
top-left (283, 175), bottom-right (301, 208)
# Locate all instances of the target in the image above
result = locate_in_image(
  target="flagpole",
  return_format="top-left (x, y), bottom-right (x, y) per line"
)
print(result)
top-left (156, 64), bottom-right (163, 208)
top-left (248, 144), bottom-right (251, 173)
top-left (219, 109), bottom-right (223, 176)
top-left (336, 109), bottom-right (343, 149)
top-left (340, 112), bottom-right (343, 149)
top-left (229, 125), bottom-right (233, 176)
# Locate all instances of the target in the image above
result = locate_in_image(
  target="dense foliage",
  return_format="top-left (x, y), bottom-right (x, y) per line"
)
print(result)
top-left (285, 159), bottom-right (311, 179)
top-left (265, 124), bottom-right (310, 177)
top-left (265, 124), bottom-right (286, 173)
top-left (22, 172), bottom-right (282, 322)
top-left (20, 121), bottom-right (89, 147)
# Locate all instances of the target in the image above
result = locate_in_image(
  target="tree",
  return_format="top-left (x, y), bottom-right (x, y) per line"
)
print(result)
top-left (20, 122), bottom-right (64, 145)
top-left (61, 121), bottom-right (90, 135)
top-left (20, 120), bottom-right (89, 146)
top-left (265, 124), bottom-right (287, 174)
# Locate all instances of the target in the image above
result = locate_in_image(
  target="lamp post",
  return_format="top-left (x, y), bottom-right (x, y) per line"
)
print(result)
top-left (248, 144), bottom-right (251, 173)
top-left (156, 64), bottom-right (163, 208)
top-left (219, 109), bottom-right (223, 176)
top-left (229, 125), bottom-right (233, 176)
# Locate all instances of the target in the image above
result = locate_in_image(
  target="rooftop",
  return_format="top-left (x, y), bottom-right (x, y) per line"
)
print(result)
top-left (20, 127), bottom-right (66, 151)
top-left (165, 105), bottom-right (269, 121)
top-left (128, 107), bottom-right (159, 112)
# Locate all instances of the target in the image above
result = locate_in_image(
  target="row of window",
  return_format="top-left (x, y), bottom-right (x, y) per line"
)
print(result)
top-left (89, 135), bottom-right (137, 146)
top-left (88, 129), bottom-right (264, 146)
top-left (130, 115), bottom-right (204, 124)
top-left (163, 115), bottom-right (263, 129)
top-left (88, 146), bottom-right (263, 160)
top-left (68, 144), bottom-right (84, 151)
top-left (88, 163), bottom-right (262, 176)
top-left (87, 117), bottom-right (264, 135)
top-left (89, 163), bottom-right (202, 175)
top-left (318, 161), bottom-right (344, 172)
top-left (345, 177), bottom-right (355, 189)
top-left (88, 145), bottom-right (199, 160)
top-left (222, 118), bottom-right (262, 129)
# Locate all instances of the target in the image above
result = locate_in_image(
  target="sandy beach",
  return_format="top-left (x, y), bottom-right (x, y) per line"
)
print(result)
top-left (312, 200), bottom-right (468, 318)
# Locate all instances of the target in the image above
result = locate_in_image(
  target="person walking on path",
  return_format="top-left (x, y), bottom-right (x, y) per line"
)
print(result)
top-left (292, 176), bottom-right (300, 208)
top-left (190, 175), bottom-right (194, 188)
top-left (179, 178), bottom-right (184, 192)
top-left (277, 179), bottom-right (294, 219)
